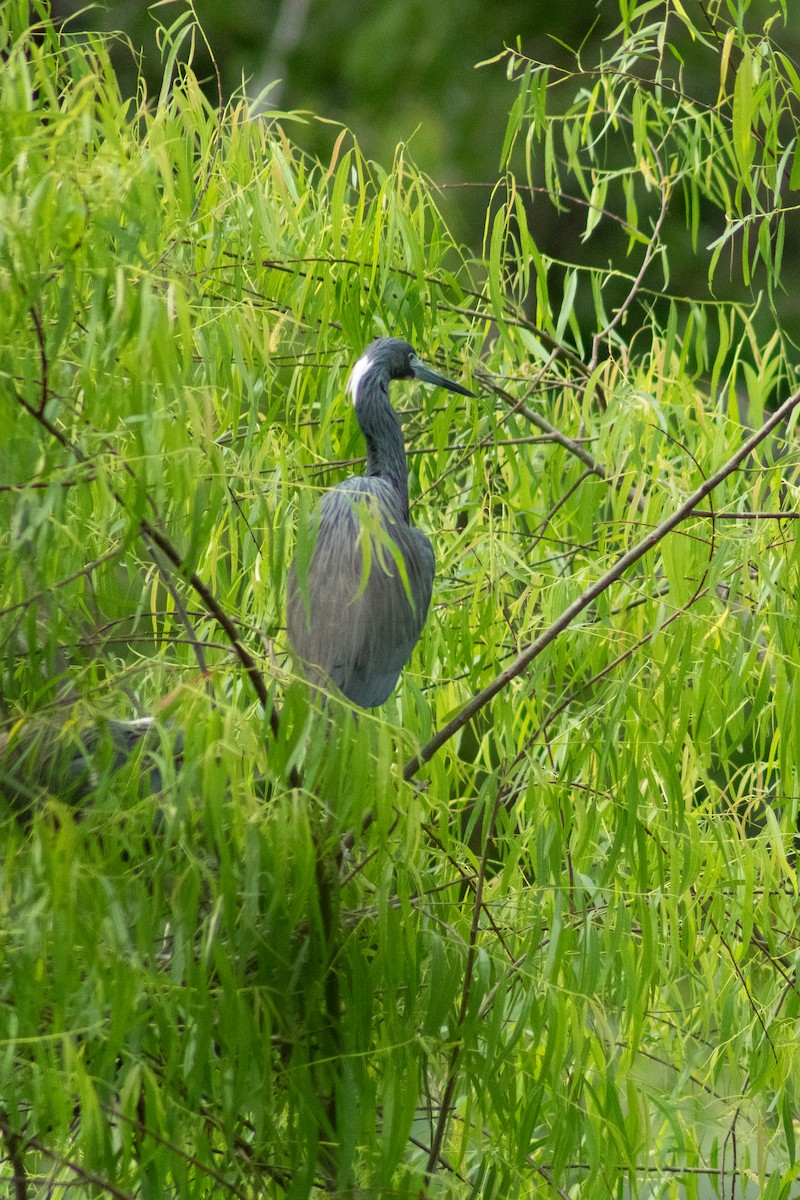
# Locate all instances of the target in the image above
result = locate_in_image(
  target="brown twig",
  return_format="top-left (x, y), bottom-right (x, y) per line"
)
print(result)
top-left (478, 374), bottom-right (645, 512)
top-left (0, 1111), bottom-right (28, 1200)
top-left (0, 546), bottom-right (122, 619)
top-left (24, 1134), bottom-right (135, 1200)
top-left (693, 508), bottom-right (800, 519)
top-left (29, 305), bottom-right (48, 416)
top-left (588, 169), bottom-right (670, 373)
top-left (419, 784), bottom-right (505, 1195)
top-left (136, 518), bottom-right (270, 710)
top-left (141, 531), bottom-right (211, 683)
top-left (477, 374), bottom-right (606, 474)
top-left (525, 467), bottom-right (596, 555)
top-left (100, 1102), bottom-right (253, 1199)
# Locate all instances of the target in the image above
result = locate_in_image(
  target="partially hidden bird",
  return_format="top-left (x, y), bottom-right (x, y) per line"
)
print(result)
top-left (286, 337), bottom-right (473, 708)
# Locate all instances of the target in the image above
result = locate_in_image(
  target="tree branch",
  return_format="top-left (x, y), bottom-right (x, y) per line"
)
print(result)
top-left (404, 387), bottom-right (800, 780)
top-left (0, 1111), bottom-right (28, 1200)
top-left (420, 783), bottom-right (505, 1194)
top-left (588, 171), bottom-right (670, 372)
top-left (12, 386), bottom-right (301, 788)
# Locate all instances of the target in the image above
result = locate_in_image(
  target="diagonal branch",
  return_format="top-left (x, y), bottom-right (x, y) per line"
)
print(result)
top-left (12, 385), bottom-right (301, 786)
top-left (404, 386), bottom-right (800, 780)
top-left (480, 375), bottom-right (645, 511)
top-left (477, 374), bottom-right (604, 474)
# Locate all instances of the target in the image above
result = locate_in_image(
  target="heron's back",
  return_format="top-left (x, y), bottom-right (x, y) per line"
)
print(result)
top-left (286, 477), bottom-right (434, 707)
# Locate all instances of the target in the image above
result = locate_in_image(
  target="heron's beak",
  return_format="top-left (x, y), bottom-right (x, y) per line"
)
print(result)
top-left (410, 355), bottom-right (474, 397)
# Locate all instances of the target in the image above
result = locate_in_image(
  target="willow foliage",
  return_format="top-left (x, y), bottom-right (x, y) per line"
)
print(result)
top-left (2, 1), bottom-right (800, 1197)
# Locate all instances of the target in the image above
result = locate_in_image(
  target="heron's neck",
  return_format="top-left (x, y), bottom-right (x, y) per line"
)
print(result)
top-left (355, 380), bottom-right (409, 515)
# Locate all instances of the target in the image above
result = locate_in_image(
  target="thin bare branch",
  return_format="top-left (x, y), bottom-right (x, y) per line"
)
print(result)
top-left (0, 1112), bottom-right (28, 1200)
top-left (25, 1135), bottom-right (135, 1200)
top-left (29, 306), bottom-right (48, 416)
top-left (142, 531), bottom-right (211, 683)
top-left (589, 172), bottom-right (670, 372)
top-left (420, 784), bottom-right (505, 1192)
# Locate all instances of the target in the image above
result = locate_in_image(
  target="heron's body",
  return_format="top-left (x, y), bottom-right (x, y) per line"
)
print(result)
top-left (0, 717), bottom-right (175, 810)
top-left (286, 338), bottom-right (471, 707)
top-left (291, 477), bottom-right (434, 707)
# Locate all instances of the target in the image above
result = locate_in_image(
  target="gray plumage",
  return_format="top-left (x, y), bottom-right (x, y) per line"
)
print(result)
top-left (286, 337), bottom-right (472, 707)
top-left (0, 717), bottom-right (177, 812)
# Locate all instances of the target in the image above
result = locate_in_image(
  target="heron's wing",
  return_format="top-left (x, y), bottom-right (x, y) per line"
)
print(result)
top-left (344, 522), bottom-right (434, 707)
top-left (286, 480), bottom-right (434, 707)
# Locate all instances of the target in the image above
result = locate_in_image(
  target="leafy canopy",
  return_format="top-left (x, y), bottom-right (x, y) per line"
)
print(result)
top-left (2, 1), bottom-right (800, 1197)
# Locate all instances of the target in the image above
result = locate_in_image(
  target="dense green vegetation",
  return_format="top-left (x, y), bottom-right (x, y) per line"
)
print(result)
top-left (3, 1), bottom-right (800, 1196)
top-left (55, 0), bottom-right (800, 336)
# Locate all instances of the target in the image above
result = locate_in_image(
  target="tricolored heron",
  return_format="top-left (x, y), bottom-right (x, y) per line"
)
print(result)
top-left (286, 337), bottom-right (473, 707)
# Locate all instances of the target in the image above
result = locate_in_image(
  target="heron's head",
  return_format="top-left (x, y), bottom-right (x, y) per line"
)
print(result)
top-left (347, 337), bottom-right (473, 404)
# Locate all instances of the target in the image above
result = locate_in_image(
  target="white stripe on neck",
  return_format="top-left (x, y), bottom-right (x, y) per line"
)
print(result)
top-left (346, 348), bottom-right (374, 405)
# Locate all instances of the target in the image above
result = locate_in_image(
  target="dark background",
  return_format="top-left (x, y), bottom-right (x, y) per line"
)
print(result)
top-left (50, 0), bottom-right (800, 348)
